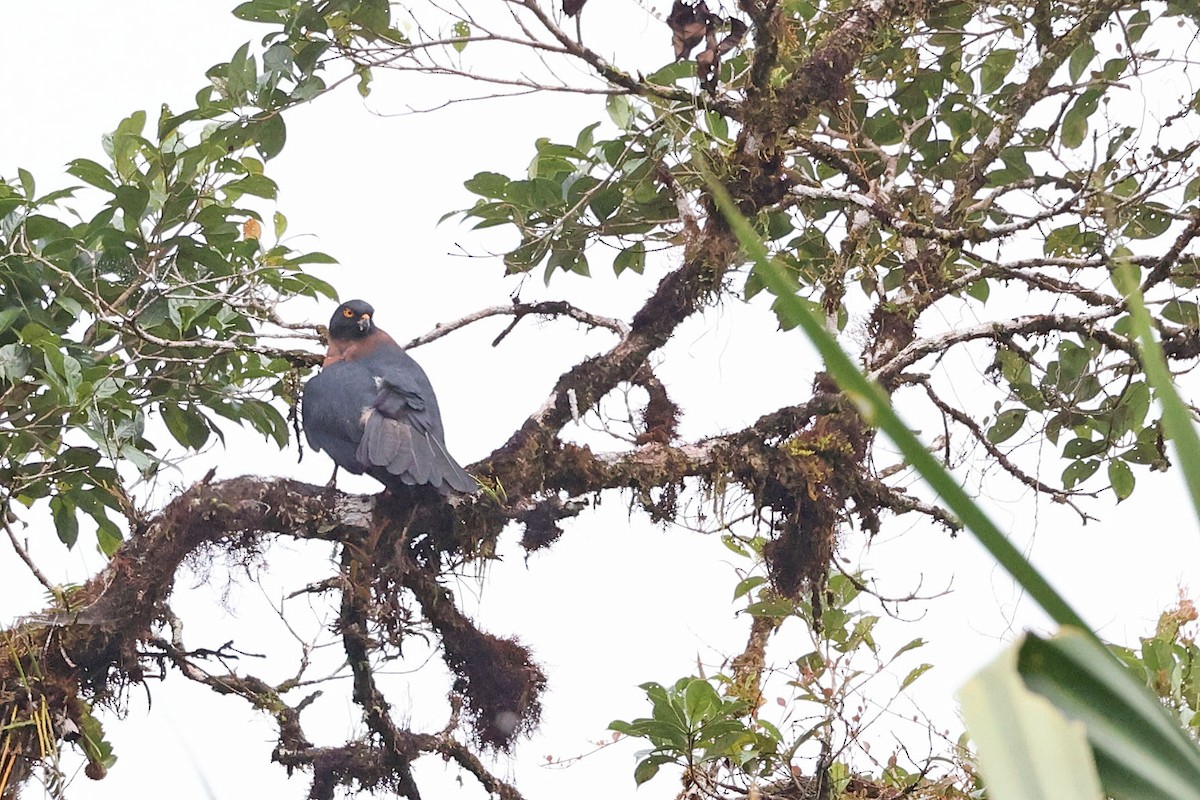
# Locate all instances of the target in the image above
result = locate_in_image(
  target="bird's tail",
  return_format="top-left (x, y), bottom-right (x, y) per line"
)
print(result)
top-left (358, 415), bottom-right (477, 495)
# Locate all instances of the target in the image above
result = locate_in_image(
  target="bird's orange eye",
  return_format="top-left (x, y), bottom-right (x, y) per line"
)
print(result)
top-left (342, 308), bottom-right (355, 318)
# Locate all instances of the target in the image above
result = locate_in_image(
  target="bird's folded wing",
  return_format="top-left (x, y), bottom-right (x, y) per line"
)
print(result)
top-left (355, 377), bottom-right (475, 493)
top-left (372, 365), bottom-right (441, 427)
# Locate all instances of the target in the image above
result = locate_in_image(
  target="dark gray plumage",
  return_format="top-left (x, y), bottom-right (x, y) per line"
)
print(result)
top-left (302, 299), bottom-right (476, 495)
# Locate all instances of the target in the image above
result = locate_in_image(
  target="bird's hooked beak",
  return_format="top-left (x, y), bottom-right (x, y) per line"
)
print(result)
top-left (357, 312), bottom-right (372, 332)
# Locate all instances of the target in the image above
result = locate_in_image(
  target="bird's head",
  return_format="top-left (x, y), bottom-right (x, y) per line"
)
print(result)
top-left (328, 299), bottom-right (376, 340)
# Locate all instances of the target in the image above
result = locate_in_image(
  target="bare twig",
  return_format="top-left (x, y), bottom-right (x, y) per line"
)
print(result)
top-left (2, 518), bottom-right (54, 594)
top-left (919, 381), bottom-right (1098, 522)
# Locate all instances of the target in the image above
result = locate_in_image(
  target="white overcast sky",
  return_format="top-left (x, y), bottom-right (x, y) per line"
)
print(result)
top-left (3, 3), bottom-right (1200, 800)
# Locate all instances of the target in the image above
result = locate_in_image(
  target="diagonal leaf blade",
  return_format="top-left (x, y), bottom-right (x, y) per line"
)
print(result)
top-left (959, 638), bottom-right (1104, 800)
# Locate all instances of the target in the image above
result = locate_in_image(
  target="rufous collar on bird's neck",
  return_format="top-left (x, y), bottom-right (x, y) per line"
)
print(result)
top-left (323, 328), bottom-right (399, 366)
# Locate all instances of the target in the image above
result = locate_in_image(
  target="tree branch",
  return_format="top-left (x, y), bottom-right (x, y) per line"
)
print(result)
top-left (869, 308), bottom-right (1130, 386)
top-left (402, 300), bottom-right (629, 351)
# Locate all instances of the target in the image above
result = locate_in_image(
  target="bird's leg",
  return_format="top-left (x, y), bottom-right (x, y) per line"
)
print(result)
top-left (325, 464), bottom-right (339, 489)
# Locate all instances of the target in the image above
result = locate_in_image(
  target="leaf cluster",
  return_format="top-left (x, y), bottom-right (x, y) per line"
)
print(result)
top-left (1, 59), bottom-right (338, 551)
top-left (610, 676), bottom-right (782, 786)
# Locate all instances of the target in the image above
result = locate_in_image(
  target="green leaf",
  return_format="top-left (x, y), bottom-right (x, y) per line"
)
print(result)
top-left (356, 67), bottom-right (373, 98)
top-left (226, 41), bottom-right (257, 100)
top-left (987, 409), bottom-right (1027, 444)
top-left (959, 637), bottom-right (1105, 800)
top-left (733, 576), bottom-right (767, 600)
top-left (263, 42), bottom-right (294, 76)
top-left (464, 171), bottom-right (510, 199)
top-left (254, 114), bottom-right (287, 161)
top-left (452, 20), bottom-right (470, 52)
top-left (606, 94), bottom-right (633, 129)
top-left (1163, 299), bottom-right (1200, 327)
top-left (892, 638), bottom-right (927, 659)
top-left (1125, 203), bottom-right (1173, 240)
top-left (900, 663), bottom-right (933, 690)
top-left (348, 0), bottom-right (390, 31)
top-left (1121, 440), bottom-right (1160, 466)
top-left (17, 167), bottom-right (35, 197)
top-left (94, 511), bottom-right (125, 557)
top-left (1181, 177), bottom-right (1199, 205)
top-left (1113, 176), bottom-right (1140, 199)
top-left (293, 75), bottom-right (325, 102)
top-left (980, 48), bottom-right (1017, 94)
top-left (1126, 9), bottom-right (1151, 43)
top-left (683, 679), bottom-right (721, 723)
top-left (768, 290), bottom-right (822, 332)
top-left (1108, 460), bottom-right (1135, 502)
top-left (287, 272), bottom-right (338, 300)
top-left (966, 279), bottom-right (990, 303)
top-left (284, 251), bottom-right (338, 265)
top-left (66, 159), bottom-right (117, 192)
top-left (73, 491), bottom-right (126, 554)
top-left (1069, 40), bottom-right (1097, 83)
top-left (50, 495), bottom-right (79, 548)
top-left (239, 398), bottom-right (290, 448)
top-left (106, 110), bottom-right (147, 181)
top-left (633, 754), bottom-right (673, 785)
top-left (161, 404), bottom-right (211, 449)
top-left (862, 108), bottom-right (902, 145)
top-left (113, 443), bottom-right (154, 476)
top-left (613, 242), bottom-right (645, 275)
top-left (746, 598), bottom-right (795, 618)
top-left (1064, 438), bottom-right (1105, 459)
top-left (705, 111), bottom-right (729, 140)
top-left (113, 185), bottom-right (149, 222)
top-left (646, 60), bottom-right (694, 85)
top-left (1062, 90), bottom-right (1101, 150)
top-left (232, 0), bottom-right (292, 23)
top-left (23, 214), bottom-right (73, 243)
top-left (589, 186), bottom-right (621, 221)
top-left (1055, 340), bottom-right (1091, 387)
top-left (1062, 459), bottom-right (1100, 489)
top-left (225, 174), bottom-right (278, 199)
top-left (575, 121), bottom-right (601, 152)
top-left (76, 703), bottom-right (117, 768)
top-left (0, 304), bottom-right (23, 333)
top-left (0, 195), bottom-right (23, 219)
